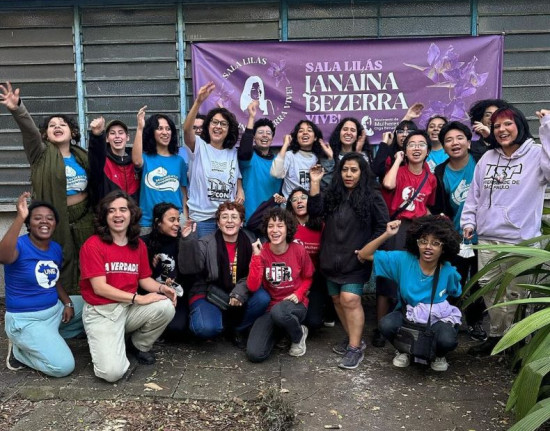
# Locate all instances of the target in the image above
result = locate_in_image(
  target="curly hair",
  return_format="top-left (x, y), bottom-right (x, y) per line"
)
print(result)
top-left (468, 98), bottom-right (510, 125)
top-left (25, 200), bottom-right (60, 231)
top-left (286, 187), bottom-right (323, 231)
top-left (488, 106), bottom-right (533, 149)
top-left (289, 120), bottom-right (324, 159)
top-left (253, 118), bottom-right (276, 136)
top-left (40, 115), bottom-right (81, 144)
top-left (404, 215), bottom-right (461, 262)
top-left (142, 114), bottom-right (179, 155)
top-left (324, 152), bottom-right (379, 225)
top-left (328, 117), bottom-right (373, 164)
top-left (201, 107), bottom-right (240, 149)
top-left (215, 201), bottom-right (245, 222)
top-left (147, 202), bottom-right (180, 263)
top-left (94, 190), bottom-right (142, 249)
top-left (262, 207), bottom-right (297, 244)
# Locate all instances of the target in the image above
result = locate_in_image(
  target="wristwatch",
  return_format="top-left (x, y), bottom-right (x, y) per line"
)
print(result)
top-left (64, 302), bottom-right (74, 308)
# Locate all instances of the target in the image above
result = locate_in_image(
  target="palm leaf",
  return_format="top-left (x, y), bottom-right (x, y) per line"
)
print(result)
top-left (514, 357), bottom-right (550, 420)
top-left (493, 308), bottom-right (550, 354)
top-left (508, 399), bottom-right (550, 431)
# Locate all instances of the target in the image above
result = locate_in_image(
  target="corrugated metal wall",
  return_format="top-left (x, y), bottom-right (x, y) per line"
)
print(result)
top-left (0, 0), bottom-right (549, 203)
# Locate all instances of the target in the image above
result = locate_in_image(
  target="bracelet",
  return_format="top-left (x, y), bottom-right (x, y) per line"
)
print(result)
top-left (131, 293), bottom-right (137, 304)
top-left (64, 302), bottom-right (74, 308)
top-left (158, 284), bottom-right (164, 294)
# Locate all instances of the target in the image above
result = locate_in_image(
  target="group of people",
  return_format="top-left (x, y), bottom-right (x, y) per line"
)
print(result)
top-left (1, 78), bottom-right (550, 381)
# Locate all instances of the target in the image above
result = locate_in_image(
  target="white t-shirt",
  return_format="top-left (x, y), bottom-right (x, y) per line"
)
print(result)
top-left (278, 150), bottom-right (318, 198)
top-left (187, 136), bottom-right (241, 222)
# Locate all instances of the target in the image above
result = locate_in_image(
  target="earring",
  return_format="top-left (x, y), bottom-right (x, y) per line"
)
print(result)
top-left (70, 138), bottom-right (76, 146)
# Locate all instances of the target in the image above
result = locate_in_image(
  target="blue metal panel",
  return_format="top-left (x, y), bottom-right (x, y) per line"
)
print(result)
top-left (177, 1), bottom-right (186, 135)
top-left (470, 0), bottom-right (478, 36)
top-left (280, 0), bottom-right (288, 41)
top-left (73, 6), bottom-right (86, 148)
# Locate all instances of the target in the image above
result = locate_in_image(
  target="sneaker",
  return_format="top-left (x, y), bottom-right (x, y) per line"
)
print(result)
top-left (431, 356), bottom-right (449, 372)
top-left (6, 341), bottom-right (25, 371)
top-left (338, 346), bottom-right (364, 369)
top-left (371, 328), bottom-right (386, 348)
top-left (468, 322), bottom-right (488, 342)
top-left (332, 337), bottom-right (366, 355)
top-left (127, 342), bottom-right (156, 365)
top-left (323, 320), bottom-right (336, 327)
top-left (392, 351), bottom-right (411, 368)
top-left (289, 325), bottom-right (308, 357)
top-left (231, 330), bottom-right (248, 350)
top-left (467, 336), bottom-right (501, 357)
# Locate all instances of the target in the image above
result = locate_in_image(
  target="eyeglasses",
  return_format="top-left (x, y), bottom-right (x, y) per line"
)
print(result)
top-left (256, 130), bottom-right (273, 137)
top-left (408, 143), bottom-right (428, 149)
top-left (192, 125), bottom-right (203, 131)
top-left (396, 129), bottom-right (411, 135)
top-left (219, 214), bottom-right (240, 222)
top-left (417, 238), bottom-right (444, 248)
top-left (211, 119), bottom-right (229, 128)
top-left (290, 195), bottom-right (308, 203)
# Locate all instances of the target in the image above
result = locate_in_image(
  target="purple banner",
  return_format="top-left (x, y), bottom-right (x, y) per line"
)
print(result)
top-left (191, 36), bottom-right (503, 145)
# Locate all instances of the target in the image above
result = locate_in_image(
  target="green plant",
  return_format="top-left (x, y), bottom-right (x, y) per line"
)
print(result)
top-left (256, 386), bottom-right (295, 431)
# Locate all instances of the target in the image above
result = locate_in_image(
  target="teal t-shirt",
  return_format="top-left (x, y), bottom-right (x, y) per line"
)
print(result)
top-left (373, 250), bottom-right (461, 307)
top-left (426, 147), bottom-right (449, 173)
top-left (443, 155), bottom-right (476, 234)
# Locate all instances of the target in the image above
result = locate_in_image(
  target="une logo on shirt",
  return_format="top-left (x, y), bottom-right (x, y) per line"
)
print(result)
top-left (35, 260), bottom-right (59, 289)
top-left (265, 262), bottom-right (293, 286)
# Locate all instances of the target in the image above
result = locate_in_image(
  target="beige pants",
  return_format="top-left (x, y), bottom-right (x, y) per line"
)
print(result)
top-left (83, 300), bottom-right (175, 382)
top-left (478, 239), bottom-right (532, 337)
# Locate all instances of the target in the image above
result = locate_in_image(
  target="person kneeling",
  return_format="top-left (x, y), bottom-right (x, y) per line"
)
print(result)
top-left (246, 208), bottom-right (315, 362)
top-left (357, 216), bottom-right (462, 372)
top-left (79, 191), bottom-right (176, 382)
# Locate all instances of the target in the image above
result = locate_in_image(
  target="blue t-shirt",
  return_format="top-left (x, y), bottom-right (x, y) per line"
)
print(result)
top-left (5, 235), bottom-right (61, 313)
top-left (373, 250), bottom-right (461, 307)
top-left (443, 155), bottom-right (476, 234)
top-left (139, 153), bottom-right (188, 227)
top-left (426, 148), bottom-right (449, 173)
top-left (240, 151), bottom-right (282, 222)
top-left (64, 153), bottom-right (87, 196)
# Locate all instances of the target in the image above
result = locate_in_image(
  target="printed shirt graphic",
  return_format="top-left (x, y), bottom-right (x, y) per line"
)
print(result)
top-left (443, 156), bottom-right (476, 233)
top-left (64, 153), bottom-right (88, 195)
top-left (482, 160), bottom-right (523, 190)
top-left (187, 137), bottom-right (241, 222)
top-left (4, 235), bottom-right (62, 313)
top-left (389, 165), bottom-right (437, 219)
top-left (79, 235), bottom-right (152, 305)
top-left (139, 153), bottom-right (187, 227)
top-left (281, 150), bottom-right (318, 198)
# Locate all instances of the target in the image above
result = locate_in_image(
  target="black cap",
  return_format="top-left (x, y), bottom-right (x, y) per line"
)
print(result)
top-left (105, 119), bottom-right (128, 134)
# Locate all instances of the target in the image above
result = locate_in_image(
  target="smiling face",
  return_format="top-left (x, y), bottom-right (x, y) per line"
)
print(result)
top-left (254, 125), bottom-right (273, 152)
top-left (427, 118), bottom-right (446, 143)
top-left (341, 159), bottom-right (361, 189)
top-left (405, 135), bottom-right (429, 164)
top-left (106, 197), bottom-right (131, 235)
top-left (290, 191), bottom-right (308, 219)
top-left (28, 206), bottom-right (56, 242)
top-left (297, 122), bottom-right (315, 150)
top-left (482, 105), bottom-right (499, 127)
top-left (193, 118), bottom-right (204, 136)
top-left (154, 118), bottom-right (172, 148)
top-left (157, 208), bottom-right (180, 238)
top-left (443, 129), bottom-right (470, 161)
top-left (339, 120), bottom-right (358, 148)
top-left (493, 114), bottom-right (519, 154)
top-left (209, 113), bottom-right (229, 146)
top-left (417, 234), bottom-right (444, 265)
top-left (217, 208), bottom-right (242, 241)
top-left (106, 125), bottom-right (129, 156)
top-left (396, 127), bottom-right (411, 147)
top-left (267, 217), bottom-right (287, 246)
top-left (46, 117), bottom-right (72, 145)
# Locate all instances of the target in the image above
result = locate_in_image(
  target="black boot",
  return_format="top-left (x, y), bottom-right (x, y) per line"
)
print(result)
top-left (371, 328), bottom-right (386, 348)
top-left (467, 336), bottom-right (501, 357)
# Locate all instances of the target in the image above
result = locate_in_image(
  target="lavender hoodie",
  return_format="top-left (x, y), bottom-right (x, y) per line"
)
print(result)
top-left (461, 115), bottom-right (550, 243)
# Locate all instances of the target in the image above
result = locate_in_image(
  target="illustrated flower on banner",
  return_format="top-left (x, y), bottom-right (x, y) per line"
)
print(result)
top-left (404, 43), bottom-right (489, 125)
top-left (214, 83), bottom-right (235, 109)
top-left (267, 60), bottom-right (290, 87)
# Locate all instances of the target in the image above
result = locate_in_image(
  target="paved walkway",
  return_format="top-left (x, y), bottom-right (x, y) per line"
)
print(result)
top-left (0, 302), bottom-right (513, 430)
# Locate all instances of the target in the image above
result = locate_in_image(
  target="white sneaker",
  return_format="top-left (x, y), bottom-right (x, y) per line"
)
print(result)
top-left (289, 325), bottom-right (308, 357)
top-left (430, 356), bottom-right (449, 372)
top-left (392, 351), bottom-right (411, 368)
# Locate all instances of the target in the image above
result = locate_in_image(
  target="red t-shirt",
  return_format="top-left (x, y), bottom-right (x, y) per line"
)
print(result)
top-left (388, 165), bottom-right (436, 220)
top-left (79, 235), bottom-right (152, 305)
top-left (294, 224), bottom-right (322, 269)
top-left (248, 242), bottom-right (315, 310)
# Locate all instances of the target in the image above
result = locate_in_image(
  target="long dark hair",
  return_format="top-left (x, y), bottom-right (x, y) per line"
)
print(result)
top-left (286, 187), bottom-right (323, 231)
top-left (329, 117), bottom-right (373, 164)
top-left (147, 202), bottom-right (180, 263)
top-left (324, 152), bottom-right (379, 225)
top-left (142, 114), bottom-right (179, 155)
top-left (94, 191), bottom-right (142, 249)
top-left (201, 107), bottom-right (240, 149)
top-left (289, 120), bottom-right (324, 158)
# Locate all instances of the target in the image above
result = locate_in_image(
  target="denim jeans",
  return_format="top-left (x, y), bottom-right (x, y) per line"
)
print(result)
top-left (196, 218), bottom-right (218, 239)
top-left (379, 310), bottom-right (459, 357)
top-left (189, 288), bottom-right (270, 339)
top-left (246, 301), bottom-right (307, 363)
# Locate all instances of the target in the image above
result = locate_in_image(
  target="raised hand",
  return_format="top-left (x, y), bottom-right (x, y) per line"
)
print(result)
top-left (395, 150), bottom-right (405, 164)
top-left (90, 117), bottom-right (105, 136)
top-left (0, 81), bottom-right (20, 111)
top-left (382, 131), bottom-right (394, 145)
top-left (247, 100), bottom-right (259, 118)
top-left (282, 134), bottom-right (292, 149)
top-left (386, 220), bottom-right (401, 236)
top-left (472, 121), bottom-right (490, 138)
top-left (252, 239), bottom-right (262, 256)
top-left (197, 82), bottom-right (216, 105)
top-left (309, 164), bottom-right (324, 182)
top-left (536, 109), bottom-right (549, 121)
top-left (181, 219), bottom-right (197, 238)
top-left (356, 129), bottom-right (367, 152)
top-left (136, 106), bottom-right (147, 130)
top-left (404, 102), bottom-right (424, 120)
top-left (16, 191), bottom-right (31, 221)
top-left (319, 138), bottom-right (333, 159)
